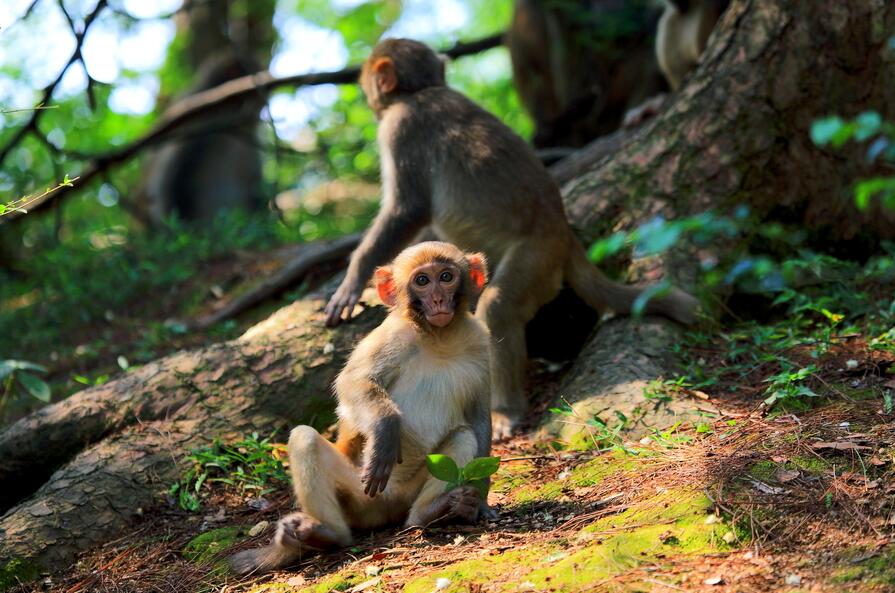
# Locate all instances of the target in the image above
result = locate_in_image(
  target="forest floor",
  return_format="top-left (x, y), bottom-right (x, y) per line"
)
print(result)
top-left (3, 230), bottom-right (895, 593)
top-left (6, 331), bottom-right (894, 593)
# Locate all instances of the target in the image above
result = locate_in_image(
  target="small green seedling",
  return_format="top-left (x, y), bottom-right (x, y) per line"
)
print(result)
top-left (0, 359), bottom-right (51, 408)
top-left (425, 454), bottom-right (500, 498)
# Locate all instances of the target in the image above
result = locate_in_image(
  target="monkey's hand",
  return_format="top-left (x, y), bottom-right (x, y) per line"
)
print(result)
top-left (325, 276), bottom-right (365, 326)
top-left (361, 414), bottom-right (403, 496)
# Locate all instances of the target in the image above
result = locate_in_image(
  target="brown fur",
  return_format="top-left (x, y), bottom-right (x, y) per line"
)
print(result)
top-left (232, 242), bottom-right (493, 575)
top-left (325, 39), bottom-right (699, 439)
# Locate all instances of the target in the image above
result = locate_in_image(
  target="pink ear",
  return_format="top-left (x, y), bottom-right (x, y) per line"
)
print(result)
top-left (372, 57), bottom-right (397, 94)
top-left (374, 267), bottom-right (397, 306)
top-left (466, 253), bottom-right (488, 292)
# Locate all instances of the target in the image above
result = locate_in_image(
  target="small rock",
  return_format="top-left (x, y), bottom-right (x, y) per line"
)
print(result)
top-left (704, 514), bottom-right (720, 525)
top-left (704, 576), bottom-right (724, 585)
top-left (784, 574), bottom-right (802, 586)
top-left (349, 577), bottom-right (381, 593)
top-left (365, 565), bottom-right (381, 576)
top-left (639, 437), bottom-right (652, 445)
top-left (435, 577), bottom-right (452, 590)
top-left (323, 342), bottom-right (335, 354)
top-left (846, 359), bottom-right (859, 370)
top-left (246, 497), bottom-right (272, 511)
top-left (248, 520), bottom-right (269, 537)
top-left (557, 469), bottom-right (571, 480)
top-left (743, 550), bottom-right (754, 559)
top-left (839, 421), bottom-right (851, 428)
top-left (453, 534), bottom-right (465, 545)
top-left (722, 531), bottom-right (737, 544)
top-left (287, 575), bottom-right (306, 587)
top-left (518, 582), bottom-right (537, 591)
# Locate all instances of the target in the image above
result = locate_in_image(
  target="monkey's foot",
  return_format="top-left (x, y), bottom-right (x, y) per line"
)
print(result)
top-left (276, 511), bottom-right (345, 550)
top-left (412, 485), bottom-right (483, 526)
top-left (228, 512), bottom-right (345, 575)
top-left (491, 410), bottom-right (522, 441)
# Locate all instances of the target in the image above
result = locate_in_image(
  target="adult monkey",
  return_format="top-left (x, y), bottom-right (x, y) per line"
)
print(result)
top-left (657, 0), bottom-right (730, 90)
top-left (508, 0), bottom-right (667, 149)
top-left (231, 242), bottom-right (493, 574)
top-left (624, 0), bottom-right (730, 126)
top-left (325, 39), bottom-right (698, 439)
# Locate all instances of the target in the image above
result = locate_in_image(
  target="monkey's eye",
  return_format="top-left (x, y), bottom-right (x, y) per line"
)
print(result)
top-left (414, 274), bottom-right (430, 286)
top-left (439, 270), bottom-right (454, 282)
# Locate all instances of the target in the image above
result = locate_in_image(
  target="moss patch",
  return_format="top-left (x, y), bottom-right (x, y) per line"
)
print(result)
top-left (518, 490), bottom-right (738, 591)
top-left (0, 557), bottom-right (41, 591)
top-left (837, 545), bottom-right (895, 586)
top-left (512, 453), bottom-right (637, 505)
top-left (490, 460), bottom-right (536, 495)
top-left (403, 543), bottom-right (562, 593)
top-left (183, 526), bottom-right (244, 564)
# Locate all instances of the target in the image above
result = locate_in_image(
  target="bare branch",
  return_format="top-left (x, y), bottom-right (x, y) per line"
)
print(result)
top-left (0, 32), bottom-right (505, 223)
top-left (0, 0), bottom-right (108, 168)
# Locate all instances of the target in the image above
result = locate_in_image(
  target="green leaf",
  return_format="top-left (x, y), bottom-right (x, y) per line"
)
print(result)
top-left (854, 111), bottom-right (882, 141)
top-left (634, 218), bottom-right (682, 256)
top-left (469, 478), bottom-right (490, 499)
top-left (0, 359), bottom-right (48, 380)
top-left (587, 231), bottom-right (626, 263)
top-left (810, 116), bottom-right (844, 146)
top-left (18, 372), bottom-right (51, 402)
top-left (631, 279), bottom-right (671, 317)
top-left (426, 454), bottom-right (460, 483)
top-left (462, 457), bottom-right (500, 481)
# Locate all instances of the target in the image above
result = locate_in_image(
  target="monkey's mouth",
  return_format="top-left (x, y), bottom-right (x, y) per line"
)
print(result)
top-left (426, 311), bottom-right (454, 327)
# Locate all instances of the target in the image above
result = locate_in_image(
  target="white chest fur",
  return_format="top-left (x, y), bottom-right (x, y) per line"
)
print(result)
top-left (389, 349), bottom-right (488, 447)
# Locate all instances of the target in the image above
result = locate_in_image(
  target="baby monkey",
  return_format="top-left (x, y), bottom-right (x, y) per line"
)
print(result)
top-left (230, 242), bottom-right (493, 574)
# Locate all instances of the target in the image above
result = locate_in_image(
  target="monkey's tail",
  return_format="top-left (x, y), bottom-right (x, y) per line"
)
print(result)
top-left (564, 241), bottom-right (699, 324)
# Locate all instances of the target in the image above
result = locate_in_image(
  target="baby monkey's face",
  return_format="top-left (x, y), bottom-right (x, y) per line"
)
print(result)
top-left (407, 261), bottom-right (462, 328)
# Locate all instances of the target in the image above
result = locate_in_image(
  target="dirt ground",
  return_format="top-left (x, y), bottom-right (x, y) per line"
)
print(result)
top-left (6, 331), bottom-right (893, 593)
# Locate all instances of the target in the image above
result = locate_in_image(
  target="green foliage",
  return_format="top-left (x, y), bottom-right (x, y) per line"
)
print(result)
top-left (0, 175), bottom-right (75, 217)
top-left (549, 403), bottom-right (637, 453)
top-left (171, 433), bottom-right (289, 511)
top-left (0, 360), bottom-right (51, 413)
top-left (426, 454), bottom-right (500, 498)
top-left (761, 364), bottom-right (819, 408)
top-left (811, 112), bottom-right (895, 210)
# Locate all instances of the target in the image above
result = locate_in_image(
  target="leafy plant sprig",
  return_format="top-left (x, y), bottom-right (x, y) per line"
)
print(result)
top-left (426, 455), bottom-right (500, 498)
top-left (0, 360), bottom-right (51, 410)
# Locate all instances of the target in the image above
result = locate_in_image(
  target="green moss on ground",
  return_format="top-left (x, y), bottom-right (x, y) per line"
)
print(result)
top-left (490, 460), bottom-right (536, 495)
top-left (828, 545), bottom-right (895, 587)
top-left (513, 453), bottom-right (637, 504)
top-left (403, 489), bottom-right (742, 593)
top-left (183, 526), bottom-right (244, 564)
top-left (0, 557), bottom-right (41, 591)
top-left (403, 544), bottom-right (562, 593)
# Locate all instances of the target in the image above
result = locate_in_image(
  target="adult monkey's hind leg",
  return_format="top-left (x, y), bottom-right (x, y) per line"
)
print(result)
top-left (229, 426), bottom-right (363, 574)
top-left (477, 241), bottom-right (565, 440)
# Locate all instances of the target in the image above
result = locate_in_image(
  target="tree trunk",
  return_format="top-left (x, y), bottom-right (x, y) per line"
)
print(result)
top-left (0, 300), bottom-right (382, 573)
top-left (542, 0), bottom-right (895, 442)
top-left (562, 0), bottom-right (895, 245)
top-left (3, 0), bottom-right (894, 579)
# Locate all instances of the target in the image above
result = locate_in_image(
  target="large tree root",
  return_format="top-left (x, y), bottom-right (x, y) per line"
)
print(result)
top-left (0, 299), bottom-right (382, 573)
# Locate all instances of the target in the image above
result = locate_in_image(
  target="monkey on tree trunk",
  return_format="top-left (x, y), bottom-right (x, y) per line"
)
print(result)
top-left (624, 0), bottom-right (730, 126)
top-left (231, 242), bottom-right (494, 574)
top-left (324, 39), bottom-right (699, 440)
top-left (508, 0), bottom-right (668, 149)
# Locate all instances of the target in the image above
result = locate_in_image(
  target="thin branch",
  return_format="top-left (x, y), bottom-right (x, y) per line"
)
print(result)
top-left (0, 32), bottom-right (505, 223)
top-left (0, 0), bottom-right (108, 168)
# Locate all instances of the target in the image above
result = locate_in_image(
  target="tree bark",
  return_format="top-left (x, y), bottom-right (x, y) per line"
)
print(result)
top-left (3, 0), bottom-right (895, 579)
top-left (541, 0), bottom-right (895, 442)
top-left (561, 0), bottom-right (895, 245)
top-left (0, 299), bottom-right (382, 573)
